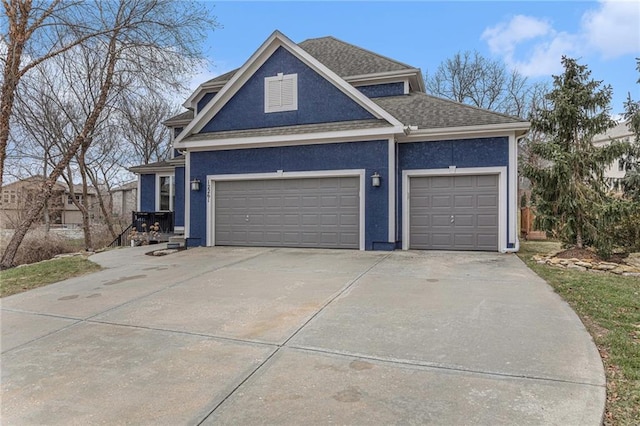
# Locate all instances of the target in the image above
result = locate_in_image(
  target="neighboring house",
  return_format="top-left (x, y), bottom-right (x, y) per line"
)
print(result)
top-left (592, 121), bottom-right (635, 193)
top-left (110, 181), bottom-right (138, 220)
top-left (0, 177), bottom-right (102, 229)
top-left (130, 31), bottom-right (529, 252)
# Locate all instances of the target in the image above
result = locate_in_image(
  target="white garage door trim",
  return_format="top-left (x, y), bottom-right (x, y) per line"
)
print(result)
top-left (402, 167), bottom-right (507, 252)
top-left (207, 169), bottom-right (366, 250)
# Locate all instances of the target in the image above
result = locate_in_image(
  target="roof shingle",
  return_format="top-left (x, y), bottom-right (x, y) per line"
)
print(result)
top-left (182, 119), bottom-right (391, 142)
top-left (372, 93), bottom-right (527, 129)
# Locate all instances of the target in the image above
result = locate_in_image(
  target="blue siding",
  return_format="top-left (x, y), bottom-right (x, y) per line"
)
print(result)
top-left (200, 47), bottom-right (374, 133)
top-left (174, 167), bottom-right (185, 227)
top-left (196, 92), bottom-right (217, 113)
top-left (358, 82), bottom-right (404, 98)
top-left (397, 137), bottom-right (510, 248)
top-left (140, 174), bottom-right (156, 211)
top-left (173, 127), bottom-right (183, 138)
top-left (189, 140), bottom-right (390, 250)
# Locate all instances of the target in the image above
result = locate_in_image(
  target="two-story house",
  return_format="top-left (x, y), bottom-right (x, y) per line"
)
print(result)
top-left (130, 31), bottom-right (529, 252)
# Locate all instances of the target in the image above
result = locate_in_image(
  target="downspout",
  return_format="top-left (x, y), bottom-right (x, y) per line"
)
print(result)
top-left (503, 135), bottom-right (525, 253)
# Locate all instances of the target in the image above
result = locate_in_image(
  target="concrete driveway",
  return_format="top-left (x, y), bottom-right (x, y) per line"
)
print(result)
top-left (1, 246), bottom-right (604, 425)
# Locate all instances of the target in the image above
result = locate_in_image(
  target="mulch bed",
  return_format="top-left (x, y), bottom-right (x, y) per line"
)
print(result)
top-left (554, 248), bottom-right (627, 264)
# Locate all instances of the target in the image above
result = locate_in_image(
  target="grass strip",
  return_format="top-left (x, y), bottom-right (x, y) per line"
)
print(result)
top-left (0, 256), bottom-right (101, 298)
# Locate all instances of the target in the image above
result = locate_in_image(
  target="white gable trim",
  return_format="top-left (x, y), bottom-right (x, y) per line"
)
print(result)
top-left (175, 31), bottom-right (403, 145)
top-left (175, 126), bottom-right (398, 151)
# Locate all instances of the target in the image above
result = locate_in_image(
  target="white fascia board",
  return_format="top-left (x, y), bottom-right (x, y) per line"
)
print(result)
top-left (396, 122), bottom-right (530, 142)
top-left (177, 31), bottom-right (403, 144)
top-left (346, 69), bottom-right (425, 93)
top-left (175, 126), bottom-right (401, 151)
top-left (345, 69), bottom-right (420, 84)
top-left (183, 80), bottom-right (226, 110)
top-left (163, 118), bottom-right (192, 127)
top-left (128, 165), bottom-right (174, 174)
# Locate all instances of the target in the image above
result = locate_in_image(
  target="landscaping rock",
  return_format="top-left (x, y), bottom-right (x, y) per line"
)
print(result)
top-left (592, 263), bottom-right (617, 271)
top-left (567, 264), bottom-right (587, 271)
top-left (625, 253), bottom-right (640, 268)
top-left (575, 261), bottom-right (592, 268)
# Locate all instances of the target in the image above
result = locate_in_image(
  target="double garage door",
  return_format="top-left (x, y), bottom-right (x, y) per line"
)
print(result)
top-left (409, 174), bottom-right (499, 251)
top-left (214, 177), bottom-right (359, 249)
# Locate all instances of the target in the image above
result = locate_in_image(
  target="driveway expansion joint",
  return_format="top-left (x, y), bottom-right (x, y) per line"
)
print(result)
top-left (284, 345), bottom-right (606, 389)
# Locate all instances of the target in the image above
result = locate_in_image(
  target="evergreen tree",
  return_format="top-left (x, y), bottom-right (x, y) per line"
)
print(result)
top-left (522, 56), bottom-right (627, 249)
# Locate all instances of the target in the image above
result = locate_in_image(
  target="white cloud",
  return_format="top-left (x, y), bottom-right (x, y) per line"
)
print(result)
top-left (482, 0), bottom-right (640, 77)
top-left (508, 32), bottom-right (579, 77)
top-left (481, 15), bottom-right (552, 58)
top-left (482, 15), bottom-right (578, 77)
top-left (582, 0), bottom-right (640, 59)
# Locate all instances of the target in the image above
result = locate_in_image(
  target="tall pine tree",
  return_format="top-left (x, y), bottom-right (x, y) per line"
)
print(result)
top-left (523, 56), bottom-right (627, 249)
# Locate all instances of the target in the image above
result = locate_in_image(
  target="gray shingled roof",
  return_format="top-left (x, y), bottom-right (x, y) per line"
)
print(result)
top-left (298, 36), bottom-right (414, 77)
top-left (182, 119), bottom-right (391, 142)
top-left (202, 36), bottom-right (415, 87)
top-left (372, 93), bottom-right (527, 129)
top-left (164, 110), bottom-right (193, 124)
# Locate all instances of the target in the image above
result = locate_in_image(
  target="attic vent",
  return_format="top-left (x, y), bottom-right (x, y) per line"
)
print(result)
top-left (264, 73), bottom-right (298, 113)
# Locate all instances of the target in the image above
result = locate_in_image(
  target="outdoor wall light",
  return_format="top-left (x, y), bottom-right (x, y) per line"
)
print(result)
top-left (190, 179), bottom-right (201, 191)
top-left (371, 172), bottom-right (381, 187)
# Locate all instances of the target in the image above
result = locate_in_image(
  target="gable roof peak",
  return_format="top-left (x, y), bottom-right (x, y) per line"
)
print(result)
top-left (298, 35), bottom-right (416, 77)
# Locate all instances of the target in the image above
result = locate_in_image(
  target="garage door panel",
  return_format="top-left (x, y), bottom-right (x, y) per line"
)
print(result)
top-left (430, 176), bottom-right (451, 189)
top-left (477, 175), bottom-right (498, 187)
top-left (454, 176), bottom-right (473, 188)
top-left (477, 214), bottom-right (498, 227)
top-left (432, 195), bottom-right (451, 208)
top-left (215, 177), bottom-right (359, 249)
top-left (409, 174), bottom-right (499, 251)
top-left (454, 215), bottom-right (474, 227)
top-left (477, 194), bottom-right (498, 207)
top-left (431, 214), bottom-right (452, 227)
top-left (454, 195), bottom-right (473, 208)
top-left (431, 234), bottom-right (452, 247)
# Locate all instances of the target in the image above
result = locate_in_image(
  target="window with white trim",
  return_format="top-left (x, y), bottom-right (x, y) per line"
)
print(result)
top-left (264, 73), bottom-right (298, 113)
top-left (157, 175), bottom-right (174, 211)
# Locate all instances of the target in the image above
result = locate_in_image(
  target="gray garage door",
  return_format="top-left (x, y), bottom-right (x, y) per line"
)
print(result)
top-left (409, 174), bottom-right (499, 251)
top-left (214, 177), bottom-right (359, 248)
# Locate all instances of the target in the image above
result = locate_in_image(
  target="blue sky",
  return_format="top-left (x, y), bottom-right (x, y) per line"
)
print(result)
top-left (192, 1), bottom-right (640, 115)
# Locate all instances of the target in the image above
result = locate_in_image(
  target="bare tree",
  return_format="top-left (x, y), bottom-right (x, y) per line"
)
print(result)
top-left (426, 50), bottom-right (532, 117)
top-left (1, 0), bottom-right (217, 269)
top-left (119, 93), bottom-right (177, 166)
top-left (0, 0), bottom-right (118, 189)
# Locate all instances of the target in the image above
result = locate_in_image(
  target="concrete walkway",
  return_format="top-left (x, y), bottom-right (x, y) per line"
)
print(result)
top-left (1, 246), bottom-right (605, 425)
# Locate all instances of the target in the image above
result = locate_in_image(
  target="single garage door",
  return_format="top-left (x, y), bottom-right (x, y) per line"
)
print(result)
top-left (409, 174), bottom-right (499, 251)
top-left (214, 177), bottom-right (359, 249)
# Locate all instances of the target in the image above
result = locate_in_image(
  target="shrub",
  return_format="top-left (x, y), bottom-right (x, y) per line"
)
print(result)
top-left (10, 231), bottom-right (75, 266)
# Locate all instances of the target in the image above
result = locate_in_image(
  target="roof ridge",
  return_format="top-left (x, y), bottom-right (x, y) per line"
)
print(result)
top-left (299, 35), bottom-right (415, 71)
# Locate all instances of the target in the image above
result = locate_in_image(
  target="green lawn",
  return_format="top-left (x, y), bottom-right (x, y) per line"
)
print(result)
top-left (518, 241), bottom-right (640, 425)
top-left (0, 256), bottom-right (101, 298)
